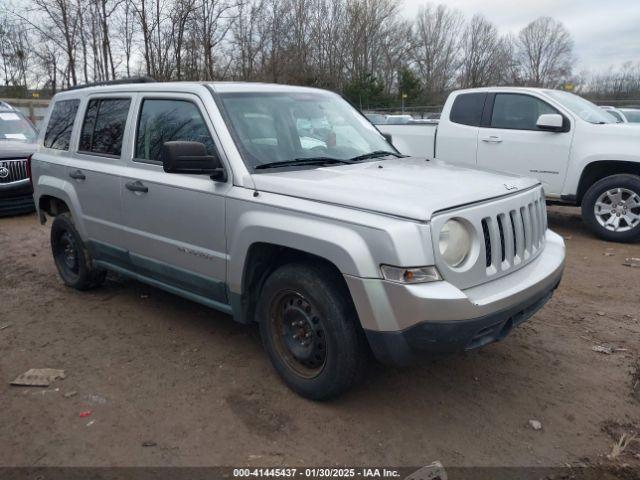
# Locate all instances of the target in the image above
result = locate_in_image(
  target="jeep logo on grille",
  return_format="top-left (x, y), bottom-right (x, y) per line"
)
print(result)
top-left (0, 165), bottom-right (9, 179)
top-left (504, 183), bottom-right (518, 191)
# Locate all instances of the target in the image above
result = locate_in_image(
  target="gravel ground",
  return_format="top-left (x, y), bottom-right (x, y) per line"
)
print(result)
top-left (0, 207), bottom-right (639, 471)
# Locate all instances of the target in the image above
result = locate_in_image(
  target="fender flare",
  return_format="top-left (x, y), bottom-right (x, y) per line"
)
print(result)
top-left (35, 175), bottom-right (87, 239)
top-left (227, 209), bottom-right (379, 295)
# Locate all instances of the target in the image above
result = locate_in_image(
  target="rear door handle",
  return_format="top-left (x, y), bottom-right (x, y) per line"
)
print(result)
top-left (481, 135), bottom-right (502, 143)
top-left (69, 170), bottom-right (86, 180)
top-left (125, 180), bottom-right (149, 193)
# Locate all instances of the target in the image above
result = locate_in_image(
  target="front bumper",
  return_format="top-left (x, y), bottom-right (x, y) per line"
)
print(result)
top-left (0, 180), bottom-right (35, 216)
top-left (345, 230), bottom-right (565, 366)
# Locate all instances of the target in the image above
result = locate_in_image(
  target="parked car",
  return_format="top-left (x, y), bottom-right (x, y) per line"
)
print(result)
top-left (378, 87), bottom-right (640, 242)
top-left (31, 81), bottom-right (565, 399)
top-left (384, 114), bottom-right (414, 124)
top-left (600, 106), bottom-right (627, 123)
top-left (619, 108), bottom-right (640, 123)
top-left (0, 101), bottom-right (38, 216)
top-left (364, 113), bottom-right (387, 125)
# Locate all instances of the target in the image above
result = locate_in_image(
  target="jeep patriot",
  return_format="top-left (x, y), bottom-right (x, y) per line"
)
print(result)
top-left (30, 80), bottom-right (565, 399)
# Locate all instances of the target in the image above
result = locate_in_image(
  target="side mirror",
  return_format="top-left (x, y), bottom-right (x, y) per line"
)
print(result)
top-left (160, 141), bottom-right (226, 181)
top-left (536, 114), bottom-right (564, 132)
top-left (382, 132), bottom-right (393, 144)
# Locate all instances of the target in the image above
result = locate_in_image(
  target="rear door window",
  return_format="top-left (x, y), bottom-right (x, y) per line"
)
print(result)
top-left (44, 99), bottom-right (80, 150)
top-left (134, 99), bottom-right (216, 162)
top-left (449, 93), bottom-right (487, 126)
top-left (79, 98), bottom-right (131, 156)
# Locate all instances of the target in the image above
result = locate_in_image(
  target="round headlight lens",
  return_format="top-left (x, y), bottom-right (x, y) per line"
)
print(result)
top-left (439, 219), bottom-right (472, 267)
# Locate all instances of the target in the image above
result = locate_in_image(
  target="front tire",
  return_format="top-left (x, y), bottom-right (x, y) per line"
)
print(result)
top-left (256, 262), bottom-right (368, 400)
top-left (51, 213), bottom-right (106, 290)
top-left (582, 174), bottom-right (640, 243)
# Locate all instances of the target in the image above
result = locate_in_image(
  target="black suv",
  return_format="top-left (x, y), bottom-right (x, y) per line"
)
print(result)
top-left (0, 101), bottom-right (38, 216)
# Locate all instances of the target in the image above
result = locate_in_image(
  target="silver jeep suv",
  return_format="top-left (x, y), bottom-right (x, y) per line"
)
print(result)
top-left (31, 80), bottom-right (565, 399)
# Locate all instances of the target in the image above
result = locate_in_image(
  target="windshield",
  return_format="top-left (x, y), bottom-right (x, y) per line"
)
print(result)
top-left (0, 110), bottom-right (37, 141)
top-left (218, 91), bottom-right (393, 169)
top-left (545, 90), bottom-right (616, 124)
top-left (620, 109), bottom-right (640, 123)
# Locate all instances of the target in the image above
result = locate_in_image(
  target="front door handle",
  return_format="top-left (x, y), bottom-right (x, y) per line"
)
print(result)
top-left (481, 135), bottom-right (502, 143)
top-left (125, 180), bottom-right (149, 193)
top-left (69, 170), bottom-right (86, 180)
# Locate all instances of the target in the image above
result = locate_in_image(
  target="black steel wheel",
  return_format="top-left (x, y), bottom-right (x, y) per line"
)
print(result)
top-left (50, 213), bottom-right (106, 290)
top-left (269, 290), bottom-right (327, 379)
top-left (257, 262), bottom-right (368, 400)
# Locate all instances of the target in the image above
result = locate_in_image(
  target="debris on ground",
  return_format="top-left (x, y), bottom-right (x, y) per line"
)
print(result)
top-left (528, 419), bottom-right (543, 430)
top-left (607, 433), bottom-right (638, 460)
top-left (63, 391), bottom-right (78, 398)
top-left (405, 461), bottom-right (447, 480)
top-left (0, 324), bottom-right (11, 331)
top-left (597, 312), bottom-right (606, 317)
top-left (623, 257), bottom-right (640, 268)
top-left (604, 252), bottom-right (615, 257)
top-left (602, 421), bottom-right (640, 461)
top-left (85, 394), bottom-right (107, 405)
top-left (142, 441), bottom-right (157, 447)
top-left (79, 411), bottom-right (92, 418)
top-left (592, 345), bottom-right (628, 355)
top-left (11, 369), bottom-right (66, 387)
top-left (86, 420), bottom-right (95, 427)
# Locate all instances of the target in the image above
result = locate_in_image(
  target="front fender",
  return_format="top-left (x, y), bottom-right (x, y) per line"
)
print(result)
top-left (227, 208), bottom-right (378, 294)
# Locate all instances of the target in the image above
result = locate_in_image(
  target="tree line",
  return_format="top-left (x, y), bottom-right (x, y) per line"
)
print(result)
top-left (0, 0), bottom-right (637, 107)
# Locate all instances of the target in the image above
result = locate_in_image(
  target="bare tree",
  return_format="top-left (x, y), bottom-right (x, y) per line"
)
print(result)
top-left (517, 16), bottom-right (573, 87)
top-left (0, 14), bottom-right (31, 90)
top-left (412, 4), bottom-right (463, 102)
top-left (458, 14), bottom-right (508, 88)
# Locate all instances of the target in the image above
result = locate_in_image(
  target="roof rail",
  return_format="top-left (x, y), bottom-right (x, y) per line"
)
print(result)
top-left (63, 76), bottom-right (157, 92)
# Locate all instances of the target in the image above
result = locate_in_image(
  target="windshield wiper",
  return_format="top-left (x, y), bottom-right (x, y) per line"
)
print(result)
top-left (349, 150), bottom-right (404, 162)
top-left (254, 157), bottom-right (355, 170)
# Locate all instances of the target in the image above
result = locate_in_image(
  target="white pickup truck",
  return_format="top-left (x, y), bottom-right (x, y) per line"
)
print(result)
top-left (379, 87), bottom-right (640, 242)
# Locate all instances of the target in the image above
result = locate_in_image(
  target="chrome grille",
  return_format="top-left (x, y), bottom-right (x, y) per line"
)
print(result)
top-left (481, 195), bottom-right (547, 276)
top-left (0, 159), bottom-right (28, 184)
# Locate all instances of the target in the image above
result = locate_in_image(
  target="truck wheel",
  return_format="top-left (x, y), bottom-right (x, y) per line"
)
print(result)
top-left (582, 174), bottom-right (640, 243)
top-left (256, 262), bottom-right (368, 400)
top-left (51, 213), bottom-right (107, 290)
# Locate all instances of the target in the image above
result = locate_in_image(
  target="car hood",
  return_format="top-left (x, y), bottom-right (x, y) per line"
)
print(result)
top-left (596, 122), bottom-right (640, 134)
top-left (251, 157), bottom-right (539, 222)
top-left (0, 140), bottom-right (37, 159)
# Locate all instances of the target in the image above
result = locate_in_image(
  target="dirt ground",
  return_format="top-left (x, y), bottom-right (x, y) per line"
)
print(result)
top-left (1, 206), bottom-right (639, 470)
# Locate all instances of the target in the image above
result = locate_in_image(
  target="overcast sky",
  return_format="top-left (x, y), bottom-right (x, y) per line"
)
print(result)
top-left (401, 0), bottom-right (640, 72)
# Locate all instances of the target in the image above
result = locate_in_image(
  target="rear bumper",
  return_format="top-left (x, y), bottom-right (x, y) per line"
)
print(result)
top-left (0, 180), bottom-right (34, 216)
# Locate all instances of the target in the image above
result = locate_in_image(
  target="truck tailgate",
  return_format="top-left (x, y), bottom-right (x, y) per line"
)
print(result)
top-left (377, 124), bottom-right (437, 159)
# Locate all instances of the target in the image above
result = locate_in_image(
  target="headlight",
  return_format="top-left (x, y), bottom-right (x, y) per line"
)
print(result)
top-left (381, 265), bottom-right (441, 284)
top-left (439, 219), bottom-right (472, 267)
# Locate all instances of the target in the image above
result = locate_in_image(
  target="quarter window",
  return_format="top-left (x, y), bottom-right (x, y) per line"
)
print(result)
top-left (44, 99), bottom-right (80, 150)
top-left (135, 99), bottom-right (216, 162)
top-left (490, 94), bottom-right (559, 130)
top-left (79, 98), bottom-right (131, 156)
top-left (450, 93), bottom-right (486, 127)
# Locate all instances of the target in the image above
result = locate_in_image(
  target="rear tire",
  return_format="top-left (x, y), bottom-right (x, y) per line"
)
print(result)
top-left (582, 174), bottom-right (640, 243)
top-left (51, 213), bottom-right (106, 290)
top-left (256, 262), bottom-right (368, 400)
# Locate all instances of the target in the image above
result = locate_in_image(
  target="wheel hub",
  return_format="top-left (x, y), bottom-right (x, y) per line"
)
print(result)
top-left (594, 187), bottom-right (640, 232)
top-left (60, 232), bottom-right (78, 270)
top-left (271, 292), bottom-right (327, 378)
